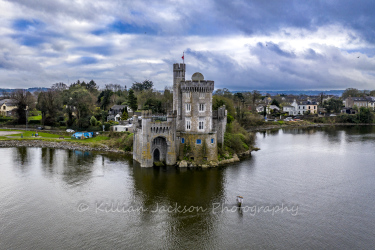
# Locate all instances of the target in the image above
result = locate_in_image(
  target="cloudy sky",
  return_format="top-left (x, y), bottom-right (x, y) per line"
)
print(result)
top-left (0, 0), bottom-right (375, 91)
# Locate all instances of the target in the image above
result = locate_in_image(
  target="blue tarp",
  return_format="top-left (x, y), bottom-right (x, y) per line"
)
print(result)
top-left (72, 132), bottom-right (94, 139)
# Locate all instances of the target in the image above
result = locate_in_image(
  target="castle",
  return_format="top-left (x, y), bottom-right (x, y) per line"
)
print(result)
top-left (132, 63), bottom-right (227, 167)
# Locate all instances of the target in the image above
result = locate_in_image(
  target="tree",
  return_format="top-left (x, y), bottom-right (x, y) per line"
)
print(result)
top-left (358, 107), bottom-right (373, 123)
top-left (90, 116), bottom-right (98, 126)
top-left (270, 99), bottom-right (280, 107)
top-left (323, 98), bottom-right (343, 113)
top-left (97, 89), bottom-right (113, 110)
top-left (67, 86), bottom-right (96, 128)
top-left (131, 80), bottom-right (153, 92)
top-left (51, 82), bottom-right (68, 91)
top-left (212, 95), bottom-right (235, 117)
top-left (128, 89), bottom-right (138, 112)
top-left (7, 89), bottom-right (34, 124)
top-left (121, 108), bottom-right (129, 120)
top-left (144, 98), bottom-right (163, 113)
top-left (319, 92), bottom-right (325, 106)
top-left (251, 90), bottom-right (262, 112)
top-left (342, 88), bottom-right (360, 99)
top-left (37, 89), bottom-right (63, 126)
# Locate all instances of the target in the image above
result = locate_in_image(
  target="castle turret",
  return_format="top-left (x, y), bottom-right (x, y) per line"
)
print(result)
top-left (173, 63), bottom-right (185, 125)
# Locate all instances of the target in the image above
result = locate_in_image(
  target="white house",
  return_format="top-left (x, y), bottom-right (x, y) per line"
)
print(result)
top-left (283, 100), bottom-right (318, 115)
top-left (111, 124), bottom-right (133, 132)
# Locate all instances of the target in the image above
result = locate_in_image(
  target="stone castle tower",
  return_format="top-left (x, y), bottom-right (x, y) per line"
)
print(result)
top-left (133, 63), bottom-right (227, 167)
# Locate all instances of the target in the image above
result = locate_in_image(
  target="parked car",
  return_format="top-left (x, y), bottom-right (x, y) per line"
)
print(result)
top-left (37, 126), bottom-right (44, 130)
top-left (66, 129), bottom-right (75, 133)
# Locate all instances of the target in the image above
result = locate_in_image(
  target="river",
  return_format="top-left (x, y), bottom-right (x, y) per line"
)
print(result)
top-left (1, 126), bottom-right (375, 249)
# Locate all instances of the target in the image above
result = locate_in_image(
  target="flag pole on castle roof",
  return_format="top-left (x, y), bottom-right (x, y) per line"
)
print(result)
top-left (182, 52), bottom-right (184, 64)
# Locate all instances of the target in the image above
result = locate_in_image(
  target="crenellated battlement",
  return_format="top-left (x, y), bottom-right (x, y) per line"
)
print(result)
top-left (181, 81), bottom-right (214, 93)
top-left (173, 63), bottom-right (186, 70)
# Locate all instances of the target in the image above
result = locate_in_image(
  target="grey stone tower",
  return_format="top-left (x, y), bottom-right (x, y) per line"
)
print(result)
top-left (173, 63), bottom-right (185, 130)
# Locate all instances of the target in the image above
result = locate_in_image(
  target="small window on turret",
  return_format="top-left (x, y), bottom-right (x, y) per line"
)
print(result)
top-left (186, 103), bottom-right (191, 111)
top-left (199, 93), bottom-right (205, 99)
top-left (211, 138), bottom-right (214, 144)
top-left (196, 139), bottom-right (201, 144)
top-left (181, 138), bottom-right (185, 143)
top-left (199, 104), bottom-right (205, 111)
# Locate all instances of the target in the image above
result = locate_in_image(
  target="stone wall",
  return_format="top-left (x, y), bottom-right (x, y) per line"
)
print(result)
top-left (178, 132), bottom-right (218, 164)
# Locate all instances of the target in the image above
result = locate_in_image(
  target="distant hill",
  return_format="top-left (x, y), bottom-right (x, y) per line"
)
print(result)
top-left (0, 87), bottom-right (49, 95)
top-left (233, 90), bottom-right (345, 96)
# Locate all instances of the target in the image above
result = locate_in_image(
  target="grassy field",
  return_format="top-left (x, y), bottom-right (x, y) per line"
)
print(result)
top-left (6, 130), bottom-right (70, 138)
top-left (28, 115), bottom-right (42, 121)
top-left (0, 129), bottom-right (111, 147)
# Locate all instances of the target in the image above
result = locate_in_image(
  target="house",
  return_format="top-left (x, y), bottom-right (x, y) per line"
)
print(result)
top-left (132, 63), bottom-right (227, 167)
top-left (0, 99), bottom-right (17, 116)
top-left (341, 107), bottom-right (357, 114)
top-left (107, 105), bottom-right (131, 122)
top-left (256, 105), bottom-right (265, 113)
top-left (344, 96), bottom-right (375, 110)
top-left (266, 105), bottom-right (280, 114)
top-left (111, 124), bottom-right (133, 132)
top-left (283, 99), bottom-right (318, 115)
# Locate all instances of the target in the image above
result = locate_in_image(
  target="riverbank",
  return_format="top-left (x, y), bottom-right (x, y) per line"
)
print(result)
top-left (247, 122), bottom-right (375, 132)
top-left (0, 140), bottom-right (128, 154)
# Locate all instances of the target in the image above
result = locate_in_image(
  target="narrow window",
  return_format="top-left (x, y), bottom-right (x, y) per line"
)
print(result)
top-left (186, 120), bottom-right (191, 130)
top-left (196, 139), bottom-right (201, 144)
top-left (181, 138), bottom-right (185, 143)
top-left (199, 121), bottom-right (204, 130)
top-left (199, 103), bottom-right (205, 111)
top-left (186, 103), bottom-right (191, 111)
top-left (211, 138), bottom-right (214, 144)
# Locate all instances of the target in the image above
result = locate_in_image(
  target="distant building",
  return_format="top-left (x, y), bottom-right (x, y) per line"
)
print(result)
top-left (107, 105), bottom-right (131, 122)
top-left (344, 96), bottom-right (375, 110)
top-left (283, 100), bottom-right (318, 115)
top-left (111, 124), bottom-right (133, 132)
top-left (132, 63), bottom-right (227, 167)
top-left (0, 99), bottom-right (17, 116)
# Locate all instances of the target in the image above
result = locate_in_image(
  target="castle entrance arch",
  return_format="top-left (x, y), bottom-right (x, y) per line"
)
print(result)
top-left (152, 136), bottom-right (167, 163)
top-left (153, 148), bottom-right (160, 162)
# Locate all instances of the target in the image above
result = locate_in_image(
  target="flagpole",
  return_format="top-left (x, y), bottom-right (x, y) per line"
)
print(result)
top-left (182, 52), bottom-right (184, 64)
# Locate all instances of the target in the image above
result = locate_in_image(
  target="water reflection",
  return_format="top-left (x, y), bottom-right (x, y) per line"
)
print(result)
top-left (132, 166), bottom-right (226, 248)
top-left (15, 147), bottom-right (28, 166)
top-left (278, 126), bottom-right (375, 145)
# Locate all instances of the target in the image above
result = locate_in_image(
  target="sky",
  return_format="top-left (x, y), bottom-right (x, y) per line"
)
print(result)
top-left (0, 0), bottom-right (375, 91)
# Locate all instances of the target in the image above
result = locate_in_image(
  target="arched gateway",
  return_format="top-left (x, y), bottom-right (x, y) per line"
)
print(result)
top-left (152, 136), bottom-right (167, 163)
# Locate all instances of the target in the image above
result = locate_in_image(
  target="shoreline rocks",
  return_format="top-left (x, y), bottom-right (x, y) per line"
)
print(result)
top-left (0, 140), bottom-right (130, 154)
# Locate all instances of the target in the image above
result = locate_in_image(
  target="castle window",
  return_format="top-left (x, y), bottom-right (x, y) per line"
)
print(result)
top-left (199, 103), bottom-right (205, 112)
top-left (185, 92), bottom-right (191, 99)
top-left (186, 120), bottom-right (191, 130)
top-left (186, 103), bottom-right (191, 111)
top-left (199, 92), bottom-right (205, 99)
top-left (181, 138), bottom-right (185, 143)
top-left (211, 138), bottom-right (214, 144)
top-left (196, 139), bottom-right (201, 145)
top-left (199, 121), bottom-right (204, 130)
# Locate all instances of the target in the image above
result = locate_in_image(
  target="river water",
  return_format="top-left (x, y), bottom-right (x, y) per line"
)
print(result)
top-left (1, 126), bottom-right (375, 249)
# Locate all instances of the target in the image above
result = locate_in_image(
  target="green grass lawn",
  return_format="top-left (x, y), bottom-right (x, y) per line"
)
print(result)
top-left (0, 129), bottom-right (113, 149)
top-left (71, 135), bottom-right (110, 143)
top-left (7, 130), bottom-right (70, 138)
top-left (28, 115), bottom-right (42, 121)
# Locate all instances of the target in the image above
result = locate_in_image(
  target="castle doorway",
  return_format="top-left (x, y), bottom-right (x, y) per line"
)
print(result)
top-left (152, 136), bottom-right (167, 163)
top-left (153, 148), bottom-right (160, 162)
